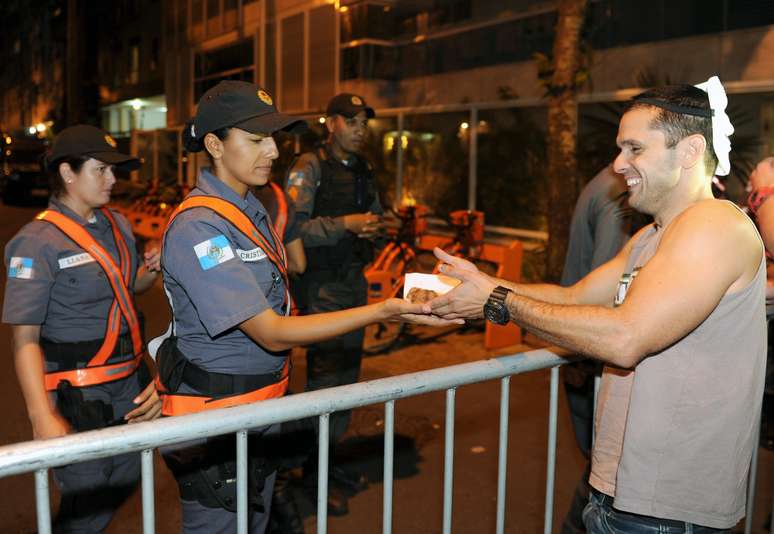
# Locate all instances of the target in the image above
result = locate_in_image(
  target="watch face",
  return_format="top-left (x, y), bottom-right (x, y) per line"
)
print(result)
top-left (484, 301), bottom-right (508, 325)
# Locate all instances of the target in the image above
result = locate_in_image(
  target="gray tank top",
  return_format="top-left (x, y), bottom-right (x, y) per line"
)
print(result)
top-left (595, 207), bottom-right (767, 528)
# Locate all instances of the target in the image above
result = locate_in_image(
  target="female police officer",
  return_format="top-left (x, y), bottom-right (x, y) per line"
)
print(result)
top-left (2, 124), bottom-right (162, 532)
top-left (155, 80), bottom-right (435, 533)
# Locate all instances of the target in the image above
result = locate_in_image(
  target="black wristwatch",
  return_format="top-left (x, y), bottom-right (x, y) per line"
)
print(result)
top-left (484, 286), bottom-right (511, 325)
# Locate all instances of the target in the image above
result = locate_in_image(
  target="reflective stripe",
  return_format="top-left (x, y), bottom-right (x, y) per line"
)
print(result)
top-left (35, 209), bottom-right (143, 390)
top-left (157, 359), bottom-right (290, 416)
top-left (268, 182), bottom-right (288, 239)
top-left (43, 353), bottom-right (143, 390)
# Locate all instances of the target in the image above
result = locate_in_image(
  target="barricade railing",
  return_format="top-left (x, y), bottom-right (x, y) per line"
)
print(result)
top-left (0, 347), bottom-right (769, 534)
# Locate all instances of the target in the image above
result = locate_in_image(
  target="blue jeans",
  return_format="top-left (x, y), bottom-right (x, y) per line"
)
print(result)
top-left (582, 490), bottom-right (730, 534)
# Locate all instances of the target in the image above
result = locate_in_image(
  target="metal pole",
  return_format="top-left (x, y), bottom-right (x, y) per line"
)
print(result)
top-left (318, 413), bottom-right (330, 534)
top-left (544, 366), bottom-right (559, 534)
top-left (744, 422), bottom-right (761, 534)
top-left (496, 376), bottom-right (510, 534)
top-left (141, 449), bottom-right (155, 534)
top-left (236, 430), bottom-right (248, 534)
top-left (35, 469), bottom-right (51, 534)
top-left (395, 112), bottom-right (404, 208)
top-left (468, 107), bottom-right (478, 211)
top-left (593, 372), bottom-right (601, 448)
top-left (443, 388), bottom-right (456, 534)
top-left (383, 400), bottom-right (395, 534)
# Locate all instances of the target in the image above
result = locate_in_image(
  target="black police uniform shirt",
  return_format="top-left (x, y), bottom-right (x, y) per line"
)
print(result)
top-left (286, 145), bottom-right (383, 247)
top-left (3, 198), bottom-right (139, 362)
top-left (162, 169), bottom-right (288, 377)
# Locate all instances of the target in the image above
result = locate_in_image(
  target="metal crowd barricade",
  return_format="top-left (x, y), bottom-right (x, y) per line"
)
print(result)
top-left (0, 347), bottom-right (770, 534)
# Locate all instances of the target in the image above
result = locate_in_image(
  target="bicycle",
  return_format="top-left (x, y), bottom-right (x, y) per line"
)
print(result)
top-left (362, 207), bottom-right (497, 354)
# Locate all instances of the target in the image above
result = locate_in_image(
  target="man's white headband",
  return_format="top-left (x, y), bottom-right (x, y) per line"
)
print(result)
top-left (694, 76), bottom-right (733, 176)
top-left (635, 76), bottom-right (733, 176)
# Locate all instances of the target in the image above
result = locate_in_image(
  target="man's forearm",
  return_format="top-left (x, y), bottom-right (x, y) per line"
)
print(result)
top-left (505, 292), bottom-right (637, 368)
top-left (497, 280), bottom-right (578, 305)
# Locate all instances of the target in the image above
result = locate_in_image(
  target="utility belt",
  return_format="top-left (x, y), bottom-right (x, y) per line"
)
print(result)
top-left (41, 333), bottom-right (144, 391)
top-left (164, 434), bottom-right (274, 513)
top-left (52, 359), bottom-right (151, 432)
top-left (155, 336), bottom-right (289, 416)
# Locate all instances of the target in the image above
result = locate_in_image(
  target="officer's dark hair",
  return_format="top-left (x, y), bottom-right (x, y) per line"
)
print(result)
top-left (42, 152), bottom-right (89, 198)
top-left (182, 121), bottom-right (231, 165)
top-left (626, 85), bottom-right (718, 175)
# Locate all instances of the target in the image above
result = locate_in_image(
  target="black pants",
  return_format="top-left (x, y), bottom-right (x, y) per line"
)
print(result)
top-left (300, 265), bottom-right (367, 446)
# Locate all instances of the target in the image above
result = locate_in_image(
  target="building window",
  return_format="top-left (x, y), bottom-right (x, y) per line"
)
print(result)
top-left (129, 39), bottom-right (140, 84)
top-left (193, 38), bottom-right (255, 101)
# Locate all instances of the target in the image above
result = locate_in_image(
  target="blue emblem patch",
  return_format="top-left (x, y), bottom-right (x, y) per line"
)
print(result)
top-left (8, 257), bottom-right (33, 279)
top-left (193, 235), bottom-right (235, 271)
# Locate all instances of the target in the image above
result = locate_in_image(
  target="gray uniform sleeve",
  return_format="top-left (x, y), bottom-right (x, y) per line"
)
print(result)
top-left (286, 153), bottom-right (347, 247)
top-left (589, 189), bottom-right (630, 271)
top-left (163, 212), bottom-right (270, 337)
top-left (2, 224), bottom-right (57, 325)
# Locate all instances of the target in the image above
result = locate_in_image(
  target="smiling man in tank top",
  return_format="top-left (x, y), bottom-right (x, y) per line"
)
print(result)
top-left (426, 77), bottom-right (766, 532)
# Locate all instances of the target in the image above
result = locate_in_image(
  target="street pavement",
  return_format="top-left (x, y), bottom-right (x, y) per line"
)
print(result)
top-left (0, 203), bottom-right (771, 533)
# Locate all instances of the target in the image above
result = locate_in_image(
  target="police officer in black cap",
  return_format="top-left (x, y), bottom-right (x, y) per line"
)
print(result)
top-left (284, 93), bottom-right (384, 515)
top-left (3, 125), bottom-right (162, 532)
top-left (157, 81), bottom-right (427, 533)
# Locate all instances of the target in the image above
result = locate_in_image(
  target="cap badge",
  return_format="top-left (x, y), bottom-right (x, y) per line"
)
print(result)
top-left (104, 135), bottom-right (117, 148)
top-left (257, 90), bottom-right (273, 106)
top-left (351, 95), bottom-right (363, 106)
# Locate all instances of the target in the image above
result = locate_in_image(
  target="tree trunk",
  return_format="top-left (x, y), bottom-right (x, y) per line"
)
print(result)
top-left (545, 0), bottom-right (588, 282)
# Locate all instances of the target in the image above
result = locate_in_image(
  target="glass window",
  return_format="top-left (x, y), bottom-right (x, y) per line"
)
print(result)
top-left (281, 13), bottom-right (304, 110)
top-left (399, 112), bottom-right (469, 217)
top-left (362, 116), bottom-right (399, 209)
top-left (308, 4), bottom-right (336, 110)
top-left (476, 107), bottom-right (548, 231)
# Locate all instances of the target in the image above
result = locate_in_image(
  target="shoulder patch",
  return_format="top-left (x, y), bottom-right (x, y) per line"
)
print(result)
top-left (193, 235), bottom-right (235, 271)
top-left (288, 170), bottom-right (306, 187)
top-left (8, 257), bottom-right (33, 279)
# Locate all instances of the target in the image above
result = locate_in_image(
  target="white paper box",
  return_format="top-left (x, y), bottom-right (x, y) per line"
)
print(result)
top-left (403, 272), bottom-right (460, 300)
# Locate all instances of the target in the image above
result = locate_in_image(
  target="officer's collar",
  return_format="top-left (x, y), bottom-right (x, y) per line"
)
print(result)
top-left (49, 197), bottom-right (104, 228)
top-left (195, 167), bottom-right (267, 221)
top-left (322, 143), bottom-right (359, 168)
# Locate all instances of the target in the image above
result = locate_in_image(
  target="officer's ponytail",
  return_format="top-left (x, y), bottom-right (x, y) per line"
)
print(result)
top-left (182, 120), bottom-right (205, 153)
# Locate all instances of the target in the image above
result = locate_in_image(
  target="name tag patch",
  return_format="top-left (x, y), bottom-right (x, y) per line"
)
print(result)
top-left (194, 235), bottom-right (234, 270)
top-left (58, 253), bottom-right (96, 270)
top-left (237, 247), bottom-right (267, 262)
top-left (8, 257), bottom-right (33, 279)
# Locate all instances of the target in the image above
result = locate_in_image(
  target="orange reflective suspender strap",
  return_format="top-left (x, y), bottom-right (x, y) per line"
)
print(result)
top-left (158, 358), bottom-right (290, 416)
top-left (36, 210), bottom-right (143, 390)
top-left (267, 182), bottom-right (288, 240)
top-left (44, 353), bottom-right (145, 391)
top-left (168, 196), bottom-right (290, 297)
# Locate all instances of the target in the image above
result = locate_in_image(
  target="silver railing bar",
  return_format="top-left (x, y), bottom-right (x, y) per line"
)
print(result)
top-left (35, 469), bottom-right (51, 534)
top-left (383, 400), bottom-right (395, 534)
top-left (141, 448), bottom-right (155, 534)
top-left (544, 366), bottom-right (560, 534)
top-left (0, 348), bottom-right (574, 478)
top-left (442, 387), bottom-right (456, 534)
top-left (495, 376), bottom-right (511, 534)
top-left (236, 430), bottom-right (248, 534)
top-left (317, 413), bottom-right (330, 534)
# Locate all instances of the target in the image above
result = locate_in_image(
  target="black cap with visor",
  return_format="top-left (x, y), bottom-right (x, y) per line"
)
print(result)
top-left (187, 81), bottom-right (306, 152)
top-left (46, 125), bottom-right (140, 171)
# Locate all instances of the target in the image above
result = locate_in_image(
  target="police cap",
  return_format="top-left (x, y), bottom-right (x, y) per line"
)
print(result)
top-left (326, 93), bottom-right (375, 119)
top-left (47, 125), bottom-right (140, 171)
top-left (187, 81), bottom-right (306, 151)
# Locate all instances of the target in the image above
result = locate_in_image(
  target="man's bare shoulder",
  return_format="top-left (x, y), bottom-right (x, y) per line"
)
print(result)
top-left (663, 199), bottom-right (762, 288)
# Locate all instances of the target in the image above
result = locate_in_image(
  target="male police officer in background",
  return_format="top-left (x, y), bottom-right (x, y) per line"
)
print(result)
top-left (285, 93), bottom-right (383, 514)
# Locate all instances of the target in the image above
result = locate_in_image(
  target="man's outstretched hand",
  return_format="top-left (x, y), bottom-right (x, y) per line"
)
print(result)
top-left (425, 247), bottom-right (497, 320)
